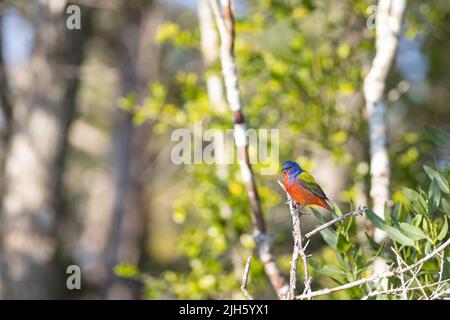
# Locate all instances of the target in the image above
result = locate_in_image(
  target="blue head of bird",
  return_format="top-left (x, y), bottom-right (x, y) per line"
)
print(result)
top-left (281, 160), bottom-right (303, 178)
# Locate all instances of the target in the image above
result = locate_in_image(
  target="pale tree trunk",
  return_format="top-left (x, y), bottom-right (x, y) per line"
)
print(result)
top-left (104, 0), bottom-right (160, 299)
top-left (197, 0), bottom-right (229, 179)
top-left (363, 0), bottom-right (406, 243)
top-left (0, 2), bottom-right (91, 299)
top-left (209, 0), bottom-right (288, 298)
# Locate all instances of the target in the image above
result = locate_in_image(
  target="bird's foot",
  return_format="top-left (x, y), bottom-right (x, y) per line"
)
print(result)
top-left (292, 202), bottom-right (306, 213)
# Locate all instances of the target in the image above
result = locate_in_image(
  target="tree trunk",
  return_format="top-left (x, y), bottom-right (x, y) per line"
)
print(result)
top-left (363, 0), bottom-right (406, 243)
top-left (0, 2), bottom-right (91, 299)
top-left (103, 0), bottom-right (160, 299)
top-left (198, 0), bottom-right (228, 180)
top-left (0, 7), bottom-right (14, 299)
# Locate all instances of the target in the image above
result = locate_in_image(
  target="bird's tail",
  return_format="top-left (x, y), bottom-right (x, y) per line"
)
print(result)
top-left (321, 199), bottom-right (334, 213)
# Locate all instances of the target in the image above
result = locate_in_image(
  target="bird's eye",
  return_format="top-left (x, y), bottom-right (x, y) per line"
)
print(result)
top-left (287, 166), bottom-right (292, 170)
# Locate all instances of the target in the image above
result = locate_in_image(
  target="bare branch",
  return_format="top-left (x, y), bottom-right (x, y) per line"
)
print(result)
top-left (430, 289), bottom-right (450, 300)
top-left (296, 237), bottom-right (450, 299)
top-left (391, 247), bottom-right (428, 299)
top-left (393, 247), bottom-right (408, 299)
top-left (362, 279), bottom-right (450, 299)
top-left (287, 202), bottom-right (301, 300)
top-left (241, 256), bottom-right (254, 300)
top-left (287, 199), bottom-right (311, 299)
top-left (304, 207), bottom-right (367, 240)
top-left (277, 180), bottom-right (311, 299)
top-left (430, 252), bottom-right (446, 299)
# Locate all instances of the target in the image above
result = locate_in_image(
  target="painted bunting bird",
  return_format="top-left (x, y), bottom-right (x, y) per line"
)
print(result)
top-left (282, 160), bottom-right (333, 212)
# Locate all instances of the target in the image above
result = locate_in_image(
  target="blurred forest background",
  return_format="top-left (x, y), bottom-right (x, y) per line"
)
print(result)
top-left (0, 0), bottom-right (449, 299)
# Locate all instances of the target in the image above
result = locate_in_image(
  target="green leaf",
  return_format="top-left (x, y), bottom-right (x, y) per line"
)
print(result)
top-left (442, 198), bottom-right (450, 218)
top-left (403, 187), bottom-right (427, 216)
top-left (424, 240), bottom-right (433, 254)
top-left (311, 207), bottom-right (327, 224)
top-left (320, 228), bottom-right (338, 249)
top-left (385, 226), bottom-right (416, 247)
top-left (428, 179), bottom-right (441, 216)
top-left (336, 233), bottom-right (352, 253)
top-left (365, 232), bottom-right (379, 250)
top-left (437, 216), bottom-right (448, 241)
top-left (413, 214), bottom-right (423, 227)
top-left (366, 209), bottom-right (415, 246)
top-left (319, 265), bottom-right (346, 278)
top-left (344, 215), bottom-right (356, 235)
top-left (332, 203), bottom-right (343, 217)
top-left (335, 252), bottom-right (350, 270)
top-left (392, 202), bottom-right (403, 223)
top-left (366, 209), bottom-right (387, 230)
top-left (309, 259), bottom-right (345, 278)
top-left (364, 241), bottom-right (386, 269)
top-left (424, 165), bottom-right (449, 194)
top-left (398, 222), bottom-right (428, 241)
top-left (425, 126), bottom-right (450, 149)
top-left (443, 256), bottom-right (450, 280)
top-left (309, 259), bottom-right (321, 270)
top-left (422, 259), bottom-right (439, 272)
top-left (383, 202), bottom-right (391, 224)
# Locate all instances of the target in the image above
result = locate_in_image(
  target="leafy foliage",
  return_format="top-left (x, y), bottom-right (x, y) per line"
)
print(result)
top-left (115, 1), bottom-right (450, 299)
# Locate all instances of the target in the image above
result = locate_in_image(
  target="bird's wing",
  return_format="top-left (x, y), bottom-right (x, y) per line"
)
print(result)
top-left (298, 171), bottom-right (329, 200)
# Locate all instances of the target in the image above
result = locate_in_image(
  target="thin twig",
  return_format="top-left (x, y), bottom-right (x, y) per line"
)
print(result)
top-left (241, 256), bottom-right (254, 300)
top-left (392, 247), bottom-right (408, 299)
top-left (430, 288), bottom-right (450, 300)
top-left (391, 247), bottom-right (428, 299)
top-left (304, 207), bottom-right (367, 240)
top-left (298, 227), bottom-right (311, 299)
top-left (430, 252), bottom-right (446, 299)
top-left (296, 237), bottom-right (450, 299)
top-left (278, 180), bottom-right (311, 299)
top-left (287, 199), bottom-right (301, 300)
top-left (288, 199), bottom-right (311, 299)
top-left (362, 279), bottom-right (450, 299)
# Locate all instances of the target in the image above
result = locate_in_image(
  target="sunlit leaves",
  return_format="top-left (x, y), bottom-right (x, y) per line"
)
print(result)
top-left (114, 263), bottom-right (140, 278)
top-left (155, 22), bottom-right (198, 48)
top-left (156, 22), bottom-right (180, 43)
top-left (128, 0), bottom-right (450, 300)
